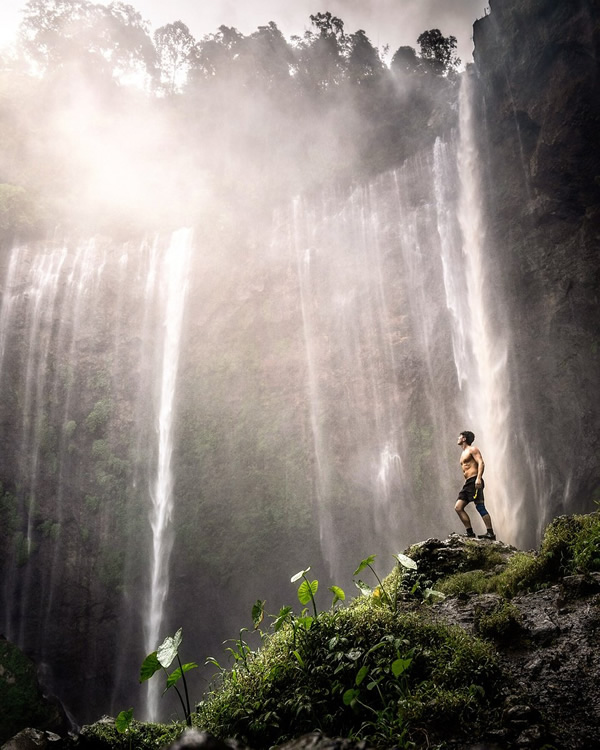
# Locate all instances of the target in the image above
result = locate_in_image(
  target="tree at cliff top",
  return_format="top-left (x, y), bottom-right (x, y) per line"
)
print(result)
top-left (0, 6), bottom-right (460, 236)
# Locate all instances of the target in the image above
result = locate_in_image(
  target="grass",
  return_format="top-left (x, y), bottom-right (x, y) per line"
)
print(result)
top-left (195, 600), bottom-right (500, 748)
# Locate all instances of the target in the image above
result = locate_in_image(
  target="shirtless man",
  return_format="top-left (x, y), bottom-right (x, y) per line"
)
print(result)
top-left (454, 431), bottom-right (496, 540)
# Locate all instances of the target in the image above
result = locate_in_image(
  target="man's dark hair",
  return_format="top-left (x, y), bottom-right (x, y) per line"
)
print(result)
top-left (461, 430), bottom-right (475, 445)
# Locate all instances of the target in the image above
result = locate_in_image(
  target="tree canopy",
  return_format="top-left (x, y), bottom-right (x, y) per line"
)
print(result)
top-left (0, 7), bottom-right (463, 237)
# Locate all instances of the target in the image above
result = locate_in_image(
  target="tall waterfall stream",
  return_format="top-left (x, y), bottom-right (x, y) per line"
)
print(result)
top-left (0, 76), bottom-right (527, 721)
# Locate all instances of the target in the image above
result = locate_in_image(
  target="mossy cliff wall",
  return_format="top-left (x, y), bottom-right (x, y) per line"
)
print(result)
top-left (472, 0), bottom-right (600, 537)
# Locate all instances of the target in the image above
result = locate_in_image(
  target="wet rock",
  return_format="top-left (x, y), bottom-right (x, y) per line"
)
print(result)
top-left (275, 733), bottom-right (372, 750)
top-left (0, 728), bottom-right (61, 750)
top-left (167, 729), bottom-right (245, 750)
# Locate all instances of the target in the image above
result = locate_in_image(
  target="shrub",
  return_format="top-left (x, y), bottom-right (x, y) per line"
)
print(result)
top-left (474, 601), bottom-right (523, 641)
top-left (571, 512), bottom-right (600, 574)
top-left (195, 600), bottom-right (500, 748)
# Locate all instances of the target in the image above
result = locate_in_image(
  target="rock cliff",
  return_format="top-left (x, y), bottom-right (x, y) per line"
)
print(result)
top-left (472, 0), bottom-right (600, 537)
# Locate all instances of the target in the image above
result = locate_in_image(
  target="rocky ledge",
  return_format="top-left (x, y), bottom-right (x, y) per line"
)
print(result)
top-left (3, 520), bottom-right (600, 750)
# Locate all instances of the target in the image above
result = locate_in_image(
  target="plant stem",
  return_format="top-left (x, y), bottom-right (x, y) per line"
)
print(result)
top-left (164, 668), bottom-right (189, 726)
top-left (177, 654), bottom-right (192, 726)
top-left (368, 564), bottom-right (392, 608)
top-left (303, 573), bottom-right (318, 618)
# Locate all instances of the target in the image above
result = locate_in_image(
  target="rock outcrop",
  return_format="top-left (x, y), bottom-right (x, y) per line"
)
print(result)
top-left (6, 525), bottom-right (600, 750)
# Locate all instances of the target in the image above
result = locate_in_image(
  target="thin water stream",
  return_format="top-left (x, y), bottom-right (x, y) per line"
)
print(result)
top-left (144, 228), bottom-right (192, 721)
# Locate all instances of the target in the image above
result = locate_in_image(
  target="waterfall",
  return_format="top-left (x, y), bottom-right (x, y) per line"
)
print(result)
top-left (0, 230), bottom-right (193, 720)
top-left (0, 70), bottom-right (564, 724)
top-left (453, 71), bottom-right (517, 539)
top-left (280, 151), bottom-right (476, 579)
top-left (144, 228), bottom-right (193, 722)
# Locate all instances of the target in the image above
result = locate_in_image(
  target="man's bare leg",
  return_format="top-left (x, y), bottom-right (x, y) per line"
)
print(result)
top-left (455, 499), bottom-right (475, 536)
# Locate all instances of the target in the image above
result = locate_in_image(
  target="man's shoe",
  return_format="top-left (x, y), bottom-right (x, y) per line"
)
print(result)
top-left (478, 531), bottom-right (496, 540)
top-left (463, 530), bottom-right (476, 538)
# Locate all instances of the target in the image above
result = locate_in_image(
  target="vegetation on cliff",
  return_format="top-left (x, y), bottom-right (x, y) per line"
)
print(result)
top-left (68, 510), bottom-right (600, 750)
top-left (0, 1), bottom-right (460, 240)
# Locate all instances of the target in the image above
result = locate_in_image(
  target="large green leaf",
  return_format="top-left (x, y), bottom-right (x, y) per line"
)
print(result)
top-left (353, 554), bottom-right (376, 576)
top-left (251, 599), bottom-right (265, 629)
top-left (297, 578), bottom-right (318, 605)
top-left (166, 662), bottom-right (198, 690)
top-left (157, 628), bottom-right (183, 669)
top-left (139, 652), bottom-right (161, 683)
top-left (355, 665), bottom-right (369, 686)
top-left (329, 585), bottom-right (345, 606)
top-left (392, 656), bottom-right (412, 678)
top-left (393, 553), bottom-right (418, 570)
top-left (115, 708), bottom-right (134, 734)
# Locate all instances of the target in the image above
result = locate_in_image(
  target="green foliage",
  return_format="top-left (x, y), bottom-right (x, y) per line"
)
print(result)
top-left (38, 519), bottom-right (60, 540)
top-left (196, 600), bottom-right (499, 748)
top-left (570, 512), bottom-right (600, 574)
top-left (63, 420), bottom-right (77, 438)
top-left (370, 553), bottom-right (446, 608)
top-left (140, 629), bottom-right (198, 727)
top-left (85, 400), bottom-right (112, 433)
top-left (0, 639), bottom-right (57, 744)
top-left (353, 553), bottom-right (421, 611)
top-left (115, 708), bottom-right (134, 734)
top-left (154, 21), bottom-right (196, 94)
top-left (81, 718), bottom-right (182, 749)
top-left (0, 7), bottom-right (459, 235)
top-left (196, 557), bottom-right (495, 748)
top-left (20, 0), bottom-right (156, 82)
top-left (0, 183), bottom-right (36, 234)
top-left (292, 567), bottom-right (320, 617)
top-left (416, 28), bottom-right (460, 75)
top-left (473, 601), bottom-right (523, 642)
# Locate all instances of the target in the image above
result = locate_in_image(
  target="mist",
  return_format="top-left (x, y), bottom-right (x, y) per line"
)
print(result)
top-left (3, 0), bottom-right (594, 732)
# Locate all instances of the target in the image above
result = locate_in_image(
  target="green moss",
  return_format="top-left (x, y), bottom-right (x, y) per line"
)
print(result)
top-left (195, 600), bottom-right (500, 748)
top-left (80, 718), bottom-right (183, 749)
top-left (439, 513), bottom-right (600, 599)
top-left (474, 601), bottom-right (523, 642)
top-left (438, 569), bottom-right (491, 596)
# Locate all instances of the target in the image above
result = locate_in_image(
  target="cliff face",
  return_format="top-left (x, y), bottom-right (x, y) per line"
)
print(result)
top-left (472, 0), bottom-right (600, 531)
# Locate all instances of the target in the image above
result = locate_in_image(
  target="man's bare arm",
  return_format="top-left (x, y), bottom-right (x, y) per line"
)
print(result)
top-left (471, 447), bottom-right (485, 486)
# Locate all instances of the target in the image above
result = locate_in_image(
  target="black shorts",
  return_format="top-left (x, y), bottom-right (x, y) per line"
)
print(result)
top-left (458, 476), bottom-right (485, 505)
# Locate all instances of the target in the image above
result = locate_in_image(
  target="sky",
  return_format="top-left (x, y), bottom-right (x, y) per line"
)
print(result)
top-left (0, 0), bottom-right (488, 66)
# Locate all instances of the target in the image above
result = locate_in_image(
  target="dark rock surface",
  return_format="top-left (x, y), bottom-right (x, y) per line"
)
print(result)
top-left (472, 0), bottom-right (600, 536)
top-left (0, 637), bottom-right (71, 746)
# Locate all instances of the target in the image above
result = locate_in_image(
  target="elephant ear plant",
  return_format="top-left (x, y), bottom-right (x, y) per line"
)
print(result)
top-left (140, 628), bottom-right (198, 726)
